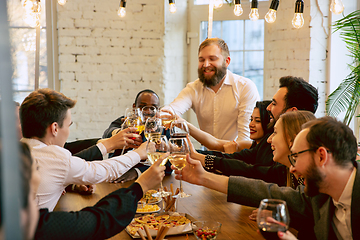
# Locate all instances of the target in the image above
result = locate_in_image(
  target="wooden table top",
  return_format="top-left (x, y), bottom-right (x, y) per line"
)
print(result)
top-left (54, 174), bottom-right (264, 240)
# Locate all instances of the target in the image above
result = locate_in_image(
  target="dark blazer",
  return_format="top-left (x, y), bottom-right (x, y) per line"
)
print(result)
top-left (227, 163), bottom-right (360, 240)
top-left (35, 182), bottom-right (143, 240)
top-left (199, 133), bottom-right (287, 186)
top-left (64, 138), bottom-right (103, 161)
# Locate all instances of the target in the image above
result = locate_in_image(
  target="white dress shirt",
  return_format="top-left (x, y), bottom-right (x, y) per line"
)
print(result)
top-left (169, 70), bottom-right (260, 141)
top-left (22, 138), bottom-right (141, 211)
top-left (332, 167), bottom-right (356, 240)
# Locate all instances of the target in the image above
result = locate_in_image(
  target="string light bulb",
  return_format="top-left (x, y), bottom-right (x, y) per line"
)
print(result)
top-left (213, 0), bottom-right (223, 9)
top-left (58, 0), bottom-right (66, 6)
top-left (169, 0), bottom-right (177, 13)
top-left (265, 0), bottom-right (279, 23)
top-left (292, 0), bottom-right (304, 29)
top-left (22, 0), bottom-right (41, 28)
top-left (233, 0), bottom-right (243, 16)
top-left (249, 0), bottom-right (259, 21)
top-left (117, 0), bottom-right (126, 18)
top-left (330, 0), bottom-right (344, 14)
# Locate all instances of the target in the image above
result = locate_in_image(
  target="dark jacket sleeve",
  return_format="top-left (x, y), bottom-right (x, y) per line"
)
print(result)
top-left (103, 116), bottom-right (124, 138)
top-left (64, 138), bottom-right (103, 161)
top-left (35, 182), bottom-right (143, 240)
top-left (199, 133), bottom-right (273, 165)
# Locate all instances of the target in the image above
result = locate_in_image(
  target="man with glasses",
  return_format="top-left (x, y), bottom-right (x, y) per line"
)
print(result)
top-left (174, 116), bottom-right (359, 239)
top-left (103, 89), bottom-right (172, 183)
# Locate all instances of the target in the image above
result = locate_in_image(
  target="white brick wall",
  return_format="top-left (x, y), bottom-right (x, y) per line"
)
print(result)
top-left (58, 0), bottom-right (170, 141)
top-left (57, 0), bottom-right (328, 141)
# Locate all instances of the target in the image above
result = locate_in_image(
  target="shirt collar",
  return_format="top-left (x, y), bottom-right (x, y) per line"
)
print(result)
top-left (333, 167), bottom-right (356, 209)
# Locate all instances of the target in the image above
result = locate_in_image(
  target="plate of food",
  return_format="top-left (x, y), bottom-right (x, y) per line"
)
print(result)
top-left (126, 212), bottom-right (193, 238)
top-left (136, 204), bottom-right (161, 214)
top-left (139, 189), bottom-right (162, 204)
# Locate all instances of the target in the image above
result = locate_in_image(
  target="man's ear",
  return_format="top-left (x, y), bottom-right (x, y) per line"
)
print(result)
top-left (317, 147), bottom-right (329, 167)
top-left (225, 56), bottom-right (231, 67)
top-left (132, 103), bottom-right (136, 108)
top-left (49, 122), bottom-right (58, 137)
top-left (286, 107), bottom-right (298, 112)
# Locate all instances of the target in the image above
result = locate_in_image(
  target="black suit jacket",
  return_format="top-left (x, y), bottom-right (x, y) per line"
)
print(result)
top-left (35, 182), bottom-right (143, 240)
top-left (64, 139), bottom-right (103, 161)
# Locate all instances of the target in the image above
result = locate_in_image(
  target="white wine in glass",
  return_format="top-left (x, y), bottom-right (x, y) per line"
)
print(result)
top-left (146, 135), bottom-right (171, 198)
top-left (169, 137), bottom-right (191, 198)
top-left (144, 117), bottom-right (162, 140)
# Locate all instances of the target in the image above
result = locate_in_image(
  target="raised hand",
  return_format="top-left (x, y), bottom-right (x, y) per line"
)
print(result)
top-left (172, 154), bottom-right (206, 186)
top-left (102, 127), bottom-right (142, 152)
top-left (136, 154), bottom-right (167, 193)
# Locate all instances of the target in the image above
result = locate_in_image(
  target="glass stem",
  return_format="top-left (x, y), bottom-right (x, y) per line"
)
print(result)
top-left (179, 170), bottom-right (184, 193)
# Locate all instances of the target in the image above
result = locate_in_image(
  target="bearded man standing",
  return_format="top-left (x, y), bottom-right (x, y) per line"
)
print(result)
top-left (169, 38), bottom-right (260, 142)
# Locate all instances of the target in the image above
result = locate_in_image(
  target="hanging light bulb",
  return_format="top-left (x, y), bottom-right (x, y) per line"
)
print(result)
top-left (169, 0), bottom-right (177, 13)
top-left (117, 0), bottom-right (126, 18)
top-left (292, 0), bottom-right (304, 29)
top-left (22, 0), bottom-right (41, 27)
top-left (213, 0), bottom-right (223, 9)
top-left (330, 0), bottom-right (344, 14)
top-left (233, 0), bottom-right (243, 16)
top-left (58, 0), bottom-right (66, 6)
top-left (249, 0), bottom-right (259, 21)
top-left (265, 0), bottom-right (279, 23)
top-left (23, 12), bottom-right (40, 28)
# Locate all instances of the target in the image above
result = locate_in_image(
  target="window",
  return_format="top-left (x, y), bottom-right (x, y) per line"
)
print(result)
top-left (7, 0), bottom-right (48, 103)
top-left (200, 19), bottom-right (264, 98)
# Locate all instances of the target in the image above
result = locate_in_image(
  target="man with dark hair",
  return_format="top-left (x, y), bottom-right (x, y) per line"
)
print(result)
top-left (20, 88), bottom-right (148, 211)
top-left (103, 89), bottom-right (172, 183)
top-left (17, 141), bottom-right (166, 240)
top-left (169, 37), bottom-right (260, 142)
top-left (267, 76), bottom-right (319, 122)
top-left (174, 116), bottom-right (360, 240)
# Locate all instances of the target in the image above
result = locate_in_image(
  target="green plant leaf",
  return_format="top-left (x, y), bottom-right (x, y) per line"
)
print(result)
top-left (326, 10), bottom-right (360, 125)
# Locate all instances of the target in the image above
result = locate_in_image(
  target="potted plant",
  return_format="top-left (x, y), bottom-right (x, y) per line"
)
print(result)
top-left (326, 10), bottom-right (360, 125)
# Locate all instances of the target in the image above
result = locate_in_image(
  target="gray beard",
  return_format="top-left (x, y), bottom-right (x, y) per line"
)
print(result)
top-left (198, 62), bottom-right (227, 88)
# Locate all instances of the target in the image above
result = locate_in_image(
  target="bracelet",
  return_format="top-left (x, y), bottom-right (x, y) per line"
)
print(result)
top-left (204, 155), bottom-right (216, 171)
top-left (71, 184), bottom-right (76, 192)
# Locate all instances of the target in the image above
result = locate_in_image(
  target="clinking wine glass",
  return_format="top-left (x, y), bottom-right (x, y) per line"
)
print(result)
top-left (159, 106), bottom-right (176, 129)
top-left (257, 199), bottom-right (289, 240)
top-left (169, 137), bottom-right (191, 198)
top-left (120, 108), bottom-right (144, 155)
top-left (146, 135), bottom-right (171, 198)
top-left (144, 117), bottom-right (163, 140)
top-left (170, 119), bottom-right (189, 138)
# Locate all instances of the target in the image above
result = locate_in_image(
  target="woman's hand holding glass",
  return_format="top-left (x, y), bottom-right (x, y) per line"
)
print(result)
top-left (146, 135), bottom-right (171, 198)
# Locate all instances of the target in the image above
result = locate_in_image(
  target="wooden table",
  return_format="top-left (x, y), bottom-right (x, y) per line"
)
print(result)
top-left (54, 174), bottom-right (264, 239)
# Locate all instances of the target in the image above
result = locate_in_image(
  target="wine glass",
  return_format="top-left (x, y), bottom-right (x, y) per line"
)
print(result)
top-left (142, 106), bottom-right (158, 121)
top-left (146, 135), bottom-right (171, 198)
top-left (144, 117), bottom-right (163, 140)
top-left (159, 106), bottom-right (176, 129)
top-left (168, 137), bottom-right (191, 198)
top-left (120, 108), bottom-right (144, 155)
top-left (170, 119), bottom-right (189, 138)
top-left (257, 199), bottom-right (289, 240)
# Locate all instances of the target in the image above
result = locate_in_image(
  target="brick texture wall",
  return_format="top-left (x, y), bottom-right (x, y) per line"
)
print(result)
top-left (57, 0), bottom-right (187, 140)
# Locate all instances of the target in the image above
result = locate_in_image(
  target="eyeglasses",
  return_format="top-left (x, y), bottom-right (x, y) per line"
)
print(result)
top-left (288, 148), bottom-right (317, 167)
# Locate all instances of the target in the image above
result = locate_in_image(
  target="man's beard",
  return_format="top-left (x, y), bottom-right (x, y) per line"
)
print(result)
top-left (198, 62), bottom-right (227, 88)
top-left (304, 156), bottom-right (324, 197)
